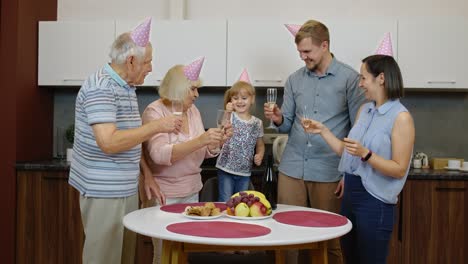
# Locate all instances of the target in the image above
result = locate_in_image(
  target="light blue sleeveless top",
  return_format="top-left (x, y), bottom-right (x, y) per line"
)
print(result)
top-left (338, 99), bottom-right (410, 204)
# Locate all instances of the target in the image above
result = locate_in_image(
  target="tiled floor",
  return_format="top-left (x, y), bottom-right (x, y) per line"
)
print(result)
top-left (188, 251), bottom-right (274, 264)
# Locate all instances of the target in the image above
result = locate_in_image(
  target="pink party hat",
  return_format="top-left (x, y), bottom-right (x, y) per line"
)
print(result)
top-left (238, 68), bottom-right (251, 84)
top-left (285, 24), bottom-right (301, 37)
top-left (183, 57), bottom-right (205, 81)
top-left (375, 32), bottom-right (393, 56)
top-left (131, 17), bottom-right (152, 47)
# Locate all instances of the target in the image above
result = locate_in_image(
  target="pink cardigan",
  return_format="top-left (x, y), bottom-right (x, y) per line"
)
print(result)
top-left (142, 99), bottom-right (216, 198)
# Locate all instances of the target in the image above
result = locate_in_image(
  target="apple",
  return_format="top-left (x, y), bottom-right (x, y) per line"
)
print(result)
top-left (250, 202), bottom-right (267, 217)
top-left (234, 202), bottom-right (250, 217)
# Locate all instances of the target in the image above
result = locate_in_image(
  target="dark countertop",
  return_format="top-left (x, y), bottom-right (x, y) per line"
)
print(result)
top-left (16, 160), bottom-right (468, 180)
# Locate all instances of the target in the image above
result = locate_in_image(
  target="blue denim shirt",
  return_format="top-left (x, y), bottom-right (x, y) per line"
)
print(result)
top-left (277, 58), bottom-right (365, 182)
top-left (339, 100), bottom-right (410, 204)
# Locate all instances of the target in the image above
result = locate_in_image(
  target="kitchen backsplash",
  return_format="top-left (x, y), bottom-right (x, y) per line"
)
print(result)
top-left (53, 88), bottom-right (468, 160)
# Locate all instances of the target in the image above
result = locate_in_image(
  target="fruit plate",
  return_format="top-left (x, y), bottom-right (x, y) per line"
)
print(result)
top-left (225, 214), bottom-right (273, 220)
top-left (182, 212), bottom-right (223, 220)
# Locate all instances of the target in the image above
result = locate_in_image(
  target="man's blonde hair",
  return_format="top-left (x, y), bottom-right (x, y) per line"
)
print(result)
top-left (295, 20), bottom-right (330, 48)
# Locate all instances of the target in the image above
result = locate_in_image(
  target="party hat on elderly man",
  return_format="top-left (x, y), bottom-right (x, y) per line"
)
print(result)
top-left (184, 57), bottom-right (205, 81)
top-left (131, 17), bottom-right (152, 47)
top-left (238, 68), bottom-right (251, 84)
top-left (284, 24), bottom-right (302, 37)
top-left (375, 32), bottom-right (393, 57)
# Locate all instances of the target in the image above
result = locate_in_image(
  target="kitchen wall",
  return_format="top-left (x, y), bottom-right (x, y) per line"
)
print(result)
top-left (53, 88), bottom-right (468, 160)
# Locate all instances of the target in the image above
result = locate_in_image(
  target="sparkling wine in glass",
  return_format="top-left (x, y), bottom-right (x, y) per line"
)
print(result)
top-left (171, 100), bottom-right (183, 143)
top-left (303, 105), bottom-right (312, 147)
top-left (213, 109), bottom-right (229, 152)
top-left (266, 88), bottom-right (277, 129)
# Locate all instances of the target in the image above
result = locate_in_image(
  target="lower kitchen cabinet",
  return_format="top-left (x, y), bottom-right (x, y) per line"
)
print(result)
top-left (401, 179), bottom-right (466, 263)
top-left (387, 179), bottom-right (467, 263)
top-left (16, 170), bottom-right (83, 264)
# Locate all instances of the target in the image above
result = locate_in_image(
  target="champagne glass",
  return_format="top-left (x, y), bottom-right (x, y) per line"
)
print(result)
top-left (303, 105), bottom-right (313, 147)
top-left (214, 109), bottom-right (229, 152)
top-left (266, 88), bottom-right (277, 129)
top-left (171, 100), bottom-right (183, 143)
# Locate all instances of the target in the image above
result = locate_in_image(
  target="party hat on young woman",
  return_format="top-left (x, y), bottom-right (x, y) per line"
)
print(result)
top-left (375, 32), bottom-right (393, 57)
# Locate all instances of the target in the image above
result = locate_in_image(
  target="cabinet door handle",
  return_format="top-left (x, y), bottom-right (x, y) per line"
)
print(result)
top-left (435, 187), bottom-right (466, 192)
top-left (254, 79), bottom-right (282, 83)
top-left (427, 80), bottom-right (456, 84)
top-left (63, 79), bottom-right (85, 82)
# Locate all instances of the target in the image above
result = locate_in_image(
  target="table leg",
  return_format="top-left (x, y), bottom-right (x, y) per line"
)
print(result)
top-left (310, 241), bottom-right (328, 264)
top-left (161, 240), bottom-right (172, 264)
top-left (171, 242), bottom-right (188, 264)
top-left (275, 250), bottom-right (285, 264)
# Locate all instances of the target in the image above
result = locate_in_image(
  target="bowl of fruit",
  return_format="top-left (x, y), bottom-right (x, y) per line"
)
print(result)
top-left (225, 191), bottom-right (272, 220)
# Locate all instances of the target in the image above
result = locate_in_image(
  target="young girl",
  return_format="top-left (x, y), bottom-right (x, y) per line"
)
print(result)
top-left (216, 69), bottom-right (265, 202)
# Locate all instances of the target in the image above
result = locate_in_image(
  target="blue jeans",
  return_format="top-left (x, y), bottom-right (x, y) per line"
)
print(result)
top-left (217, 169), bottom-right (251, 202)
top-left (341, 173), bottom-right (395, 264)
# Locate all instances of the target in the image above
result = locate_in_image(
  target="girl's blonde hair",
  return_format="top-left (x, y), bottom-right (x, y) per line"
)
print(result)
top-left (223, 81), bottom-right (256, 110)
top-left (158, 65), bottom-right (202, 101)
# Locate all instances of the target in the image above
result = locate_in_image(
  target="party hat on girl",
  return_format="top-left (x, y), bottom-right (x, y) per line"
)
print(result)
top-left (238, 68), bottom-right (251, 84)
top-left (284, 24), bottom-right (301, 37)
top-left (131, 17), bottom-right (152, 47)
top-left (183, 57), bottom-right (205, 81)
top-left (375, 32), bottom-right (393, 57)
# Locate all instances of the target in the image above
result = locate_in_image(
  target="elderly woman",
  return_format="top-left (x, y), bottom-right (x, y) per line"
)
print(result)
top-left (141, 62), bottom-right (230, 264)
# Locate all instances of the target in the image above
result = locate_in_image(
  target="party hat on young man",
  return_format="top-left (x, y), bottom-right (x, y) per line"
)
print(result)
top-left (284, 24), bottom-right (302, 37)
top-left (238, 68), bottom-right (251, 84)
top-left (131, 17), bottom-right (152, 47)
top-left (375, 32), bottom-right (393, 56)
top-left (183, 57), bottom-right (205, 81)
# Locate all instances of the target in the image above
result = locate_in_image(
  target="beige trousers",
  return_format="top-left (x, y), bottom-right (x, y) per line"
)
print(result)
top-left (278, 172), bottom-right (343, 264)
top-left (143, 193), bottom-right (199, 264)
top-left (79, 194), bottom-right (138, 264)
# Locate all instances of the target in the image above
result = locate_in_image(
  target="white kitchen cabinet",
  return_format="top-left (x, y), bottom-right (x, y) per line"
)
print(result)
top-left (38, 21), bottom-right (115, 86)
top-left (324, 18), bottom-right (398, 72)
top-left (398, 17), bottom-right (468, 89)
top-left (115, 20), bottom-right (227, 86)
top-left (227, 20), bottom-right (304, 87)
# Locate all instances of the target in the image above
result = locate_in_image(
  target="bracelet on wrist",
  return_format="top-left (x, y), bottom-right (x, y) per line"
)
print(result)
top-left (361, 149), bottom-right (373, 162)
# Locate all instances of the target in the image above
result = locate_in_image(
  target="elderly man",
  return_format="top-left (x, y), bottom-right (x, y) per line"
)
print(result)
top-left (68, 18), bottom-right (181, 264)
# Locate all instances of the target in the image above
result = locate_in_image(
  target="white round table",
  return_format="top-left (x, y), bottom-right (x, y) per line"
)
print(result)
top-left (123, 204), bottom-right (352, 264)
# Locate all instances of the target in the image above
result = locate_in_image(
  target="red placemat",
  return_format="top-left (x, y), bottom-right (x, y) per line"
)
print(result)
top-left (273, 211), bottom-right (347, 227)
top-left (166, 221), bottom-right (271, 238)
top-left (160, 202), bottom-right (227, 213)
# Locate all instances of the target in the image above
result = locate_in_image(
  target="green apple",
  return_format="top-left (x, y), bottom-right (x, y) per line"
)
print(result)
top-left (234, 202), bottom-right (250, 217)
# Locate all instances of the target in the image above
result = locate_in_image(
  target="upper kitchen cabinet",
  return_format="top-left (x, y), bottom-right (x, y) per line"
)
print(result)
top-left (227, 20), bottom-right (303, 87)
top-left (38, 21), bottom-right (115, 86)
top-left (325, 18), bottom-right (398, 72)
top-left (115, 20), bottom-right (227, 86)
top-left (398, 17), bottom-right (468, 89)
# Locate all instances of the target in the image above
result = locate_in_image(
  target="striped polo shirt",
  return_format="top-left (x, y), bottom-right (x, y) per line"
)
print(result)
top-left (69, 64), bottom-right (142, 198)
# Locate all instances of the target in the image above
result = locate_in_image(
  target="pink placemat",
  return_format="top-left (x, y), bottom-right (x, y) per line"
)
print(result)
top-left (273, 211), bottom-right (347, 227)
top-left (166, 221), bottom-right (271, 238)
top-left (160, 202), bottom-right (227, 213)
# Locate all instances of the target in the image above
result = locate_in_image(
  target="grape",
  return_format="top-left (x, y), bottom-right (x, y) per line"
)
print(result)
top-left (248, 194), bottom-right (254, 199)
top-left (241, 197), bottom-right (248, 203)
top-left (239, 191), bottom-right (247, 197)
top-left (247, 201), bottom-right (253, 207)
top-left (226, 200), bottom-right (233, 207)
top-left (254, 197), bottom-right (260, 202)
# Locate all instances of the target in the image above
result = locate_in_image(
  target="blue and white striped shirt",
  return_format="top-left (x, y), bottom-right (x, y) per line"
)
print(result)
top-left (69, 64), bottom-right (142, 198)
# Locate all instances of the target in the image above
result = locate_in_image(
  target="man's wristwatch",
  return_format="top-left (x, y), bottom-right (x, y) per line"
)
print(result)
top-left (361, 150), bottom-right (373, 162)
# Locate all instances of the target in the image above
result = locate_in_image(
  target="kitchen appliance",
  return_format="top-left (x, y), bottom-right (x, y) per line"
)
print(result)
top-left (413, 152), bottom-right (429, 169)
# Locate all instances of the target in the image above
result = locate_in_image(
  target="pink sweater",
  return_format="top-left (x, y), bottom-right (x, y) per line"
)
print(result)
top-left (142, 99), bottom-right (216, 198)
